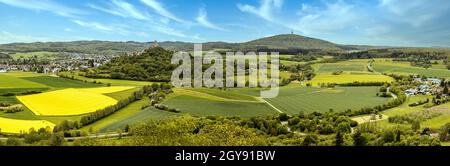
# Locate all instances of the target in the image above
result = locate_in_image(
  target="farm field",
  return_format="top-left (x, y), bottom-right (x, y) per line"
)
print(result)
top-left (83, 98), bottom-right (150, 132)
top-left (0, 74), bottom-right (48, 89)
top-left (0, 117), bottom-right (54, 134)
top-left (264, 86), bottom-right (390, 115)
top-left (373, 63), bottom-right (450, 78)
top-left (59, 72), bottom-right (154, 86)
top-left (307, 73), bottom-right (394, 86)
top-left (163, 88), bottom-right (277, 117)
top-left (22, 76), bottom-right (103, 89)
top-left (16, 87), bottom-right (133, 116)
top-left (312, 61), bottom-right (367, 73)
top-left (164, 95), bottom-right (277, 117)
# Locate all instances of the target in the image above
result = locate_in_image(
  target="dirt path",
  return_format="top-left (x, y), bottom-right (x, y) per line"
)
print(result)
top-left (256, 97), bottom-right (284, 113)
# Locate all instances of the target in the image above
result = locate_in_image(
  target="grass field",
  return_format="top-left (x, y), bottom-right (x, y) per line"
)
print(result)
top-left (0, 117), bottom-right (54, 134)
top-left (99, 107), bottom-right (179, 132)
top-left (22, 76), bottom-right (103, 89)
top-left (59, 72), bottom-right (154, 86)
top-left (0, 74), bottom-right (48, 89)
top-left (264, 86), bottom-right (390, 115)
top-left (308, 73), bottom-right (394, 86)
top-left (84, 97), bottom-right (179, 132)
top-left (83, 98), bottom-right (150, 132)
top-left (16, 87), bottom-right (132, 116)
top-left (164, 95), bottom-right (277, 117)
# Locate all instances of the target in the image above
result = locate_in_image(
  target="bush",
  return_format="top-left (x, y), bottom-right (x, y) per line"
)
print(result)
top-left (0, 104), bottom-right (24, 113)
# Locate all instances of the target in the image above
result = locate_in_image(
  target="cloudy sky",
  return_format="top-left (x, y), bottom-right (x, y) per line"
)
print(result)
top-left (0, 0), bottom-right (449, 47)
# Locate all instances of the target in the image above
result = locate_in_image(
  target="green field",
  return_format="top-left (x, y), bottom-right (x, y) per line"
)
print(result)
top-left (83, 98), bottom-right (151, 132)
top-left (0, 74), bottom-right (48, 89)
top-left (22, 76), bottom-right (103, 89)
top-left (59, 72), bottom-right (154, 86)
top-left (164, 95), bottom-right (277, 117)
top-left (372, 63), bottom-right (450, 78)
top-left (264, 86), bottom-right (390, 115)
top-left (308, 73), bottom-right (394, 86)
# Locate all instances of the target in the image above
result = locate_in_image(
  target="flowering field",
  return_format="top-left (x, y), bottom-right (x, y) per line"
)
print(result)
top-left (16, 86), bottom-right (134, 116)
top-left (0, 117), bottom-right (54, 134)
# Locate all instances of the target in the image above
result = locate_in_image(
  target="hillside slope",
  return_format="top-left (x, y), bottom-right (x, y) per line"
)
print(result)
top-left (244, 34), bottom-right (343, 50)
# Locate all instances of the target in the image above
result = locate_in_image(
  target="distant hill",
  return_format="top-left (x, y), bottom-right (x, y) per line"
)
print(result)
top-left (0, 34), bottom-right (384, 55)
top-left (243, 34), bottom-right (343, 50)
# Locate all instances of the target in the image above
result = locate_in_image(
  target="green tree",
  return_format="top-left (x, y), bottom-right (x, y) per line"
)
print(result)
top-left (301, 134), bottom-right (318, 146)
top-left (335, 131), bottom-right (344, 146)
top-left (440, 123), bottom-right (450, 141)
top-left (352, 130), bottom-right (368, 146)
top-left (50, 132), bottom-right (65, 146)
top-left (412, 120), bottom-right (421, 132)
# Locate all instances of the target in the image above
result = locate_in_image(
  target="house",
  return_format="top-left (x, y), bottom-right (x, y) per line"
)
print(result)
top-left (427, 78), bottom-right (442, 85)
top-left (405, 89), bottom-right (418, 96)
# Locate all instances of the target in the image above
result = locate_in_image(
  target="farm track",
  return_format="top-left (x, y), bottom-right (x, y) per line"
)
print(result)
top-left (256, 97), bottom-right (283, 113)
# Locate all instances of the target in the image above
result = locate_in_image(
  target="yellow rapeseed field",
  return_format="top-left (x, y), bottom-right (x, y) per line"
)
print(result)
top-left (308, 74), bottom-right (395, 86)
top-left (0, 117), bottom-right (55, 134)
top-left (16, 86), bottom-right (134, 116)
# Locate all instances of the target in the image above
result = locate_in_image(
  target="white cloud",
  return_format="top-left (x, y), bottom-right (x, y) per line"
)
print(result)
top-left (88, 0), bottom-right (150, 21)
top-left (0, 31), bottom-right (50, 44)
top-left (379, 0), bottom-right (450, 27)
top-left (72, 20), bottom-right (130, 36)
top-left (291, 0), bottom-right (361, 35)
top-left (0, 0), bottom-right (86, 17)
top-left (196, 8), bottom-right (228, 31)
top-left (140, 0), bottom-right (188, 24)
top-left (237, 0), bottom-right (283, 22)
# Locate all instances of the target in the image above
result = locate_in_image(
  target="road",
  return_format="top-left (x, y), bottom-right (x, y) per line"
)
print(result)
top-left (0, 132), bottom-right (129, 141)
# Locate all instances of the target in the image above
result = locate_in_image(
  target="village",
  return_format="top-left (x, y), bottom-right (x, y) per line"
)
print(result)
top-left (405, 77), bottom-right (444, 96)
top-left (0, 52), bottom-right (113, 74)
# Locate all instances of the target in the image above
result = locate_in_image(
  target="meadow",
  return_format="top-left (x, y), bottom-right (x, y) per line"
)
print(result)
top-left (0, 74), bottom-right (48, 89)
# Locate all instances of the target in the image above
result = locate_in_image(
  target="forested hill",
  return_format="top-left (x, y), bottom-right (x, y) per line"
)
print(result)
top-left (243, 34), bottom-right (343, 50)
top-left (98, 46), bottom-right (177, 82)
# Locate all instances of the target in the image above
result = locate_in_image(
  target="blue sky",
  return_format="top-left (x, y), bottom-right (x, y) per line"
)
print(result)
top-left (0, 0), bottom-right (449, 47)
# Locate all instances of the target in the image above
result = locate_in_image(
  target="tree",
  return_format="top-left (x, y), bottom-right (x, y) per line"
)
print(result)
top-left (301, 134), bottom-right (318, 146)
top-left (278, 113), bottom-right (289, 121)
top-left (50, 132), bottom-right (65, 146)
top-left (444, 85), bottom-right (448, 95)
top-left (440, 123), bottom-right (450, 141)
top-left (335, 131), bottom-right (344, 146)
top-left (337, 122), bottom-right (351, 133)
top-left (412, 120), bottom-right (421, 132)
top-left (352, 130), bottom-right (367, 146)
